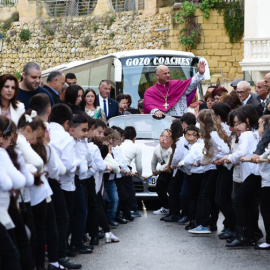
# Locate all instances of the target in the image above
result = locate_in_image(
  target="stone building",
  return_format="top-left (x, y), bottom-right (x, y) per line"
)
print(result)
top-left (0, 0), bottom-right (245, 86)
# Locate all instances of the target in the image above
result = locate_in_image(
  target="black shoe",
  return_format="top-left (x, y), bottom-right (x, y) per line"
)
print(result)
top-left (164, 215), bottom-right (180, 222)
top-left (123, 214), bottom-right (134, 221)
top-left (185, 220), bottom-right (196, 230)
top-left (226, 237), bottom-right (235, 243)
top-left (99, 229), bottom-right (105, 239)
top-left (115, 215), bottom-right (128, 224)
top-left (66, 249), bottom-right (77, 257)
top-left (69, 244), bottom-right (93, 255)
top-left (90, 235), bottom-right (99, 245)
top-left (219, 230), bottom-right (236, 240)
top-left (80, 242), bottom-right (94, 251)
top-left (108, 220), bottom-right (119, 227)
top-left (59, 258), bottom-right (82, 269)
top-left (160, 214), bottom-right (170, 221)
top-left (178, 216), bottom-right (189, 224)
top-left (226, 238), bottom-right (245, 248)
top-left (48, 264), bottom-right (66, 270)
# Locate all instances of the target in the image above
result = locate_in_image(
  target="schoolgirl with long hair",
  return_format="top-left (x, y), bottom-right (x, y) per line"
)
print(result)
top-left (17, 110), bottom-right (64, 269)
top-left (221, 106), bottom-right (261, 247)
top-left (188, 109), bottom-right (230, 234)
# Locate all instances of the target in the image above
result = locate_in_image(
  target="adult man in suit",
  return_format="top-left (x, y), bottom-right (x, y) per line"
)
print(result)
top-left (97, 80), bottom-right (119, 120)
top-left (236, 80), bottom-right (263, 116)
top-left (43, 71), bottom-right (65, 104)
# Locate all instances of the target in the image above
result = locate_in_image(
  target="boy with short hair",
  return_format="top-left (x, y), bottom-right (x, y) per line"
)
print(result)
top-left (49, 104), bottom-right (82, 269)
top-left (68, 113), bottom-right (93, 254)
top-left (120, 126), bottom-right (142, 218)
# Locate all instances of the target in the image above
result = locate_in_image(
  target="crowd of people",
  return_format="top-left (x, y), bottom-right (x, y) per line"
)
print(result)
top-left (0, 62), bottom-right (144, 270)
top-left (1, 60), bottom-right (270, 270)
top-left (152, 75), bottom-right (270, 251)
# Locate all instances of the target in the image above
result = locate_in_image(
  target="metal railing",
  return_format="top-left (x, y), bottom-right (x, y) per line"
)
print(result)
top-left (0, 0), bottom-right (18, 6)
top-left (112, 0), bottom-right (144, 12)
top-left (45, 0), bottom-right (97, 17)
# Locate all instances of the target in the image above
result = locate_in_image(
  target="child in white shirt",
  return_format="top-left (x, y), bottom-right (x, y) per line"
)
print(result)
top-left (221, 105), bottom-right (261, 247)
top-left (188, 109), bottom-right (230, 234)
top-left (151, 129), bottom-right (173, 215)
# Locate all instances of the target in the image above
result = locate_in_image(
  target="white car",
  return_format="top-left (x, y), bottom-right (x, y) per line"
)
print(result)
top-left (108, 114), bottom-right (175, 198)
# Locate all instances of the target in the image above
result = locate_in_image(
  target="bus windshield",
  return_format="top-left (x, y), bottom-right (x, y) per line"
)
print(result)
top-left (120, 55), bottom-right (198, 107)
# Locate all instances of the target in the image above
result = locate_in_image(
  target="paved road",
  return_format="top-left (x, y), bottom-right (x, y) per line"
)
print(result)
top-left (71, 209), bottom-right (270, 270)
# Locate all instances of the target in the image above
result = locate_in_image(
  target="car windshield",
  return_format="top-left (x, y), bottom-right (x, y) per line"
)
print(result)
top-left (108, 114), bottom-right (175, 139)
top-left (120, 55), bottom-right (198, 107)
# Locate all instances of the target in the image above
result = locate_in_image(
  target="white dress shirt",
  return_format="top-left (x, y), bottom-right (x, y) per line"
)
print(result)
top-left (120, 139), bottom-right (142, 176)
top-left (16, 133), bottom-right (44, 174)
top-left (259, 148), bottom-right (270, 187)
top-left (87, 141), bottom-right (106, 178)
top-left (171, 136), bottom-right (190, 174)
top-left (112, 146), bottom-right (130, 178)
top-left (151, 145), bottom-right (172, 172)
top-left (49, 122), bottom-right (77, 191)
top-left (209, 131), bottom-right (231, 161)
top-left (74, 139), bottom-right (88, 180)
top-left (221, 122), bottom-right (231, 137)
top-left (16, 149), bottom-right (34, 203)
top-left (29, 145), bottom-right (54, 206)
top-left (0, 148), bottom-right (26, 229)
top-left (225, 131), bottom-right (259, 182)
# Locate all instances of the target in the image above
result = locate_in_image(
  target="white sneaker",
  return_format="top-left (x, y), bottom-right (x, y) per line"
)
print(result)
top-left (105, 232), bottom-right (120, 243)
top-left (153, 207), bottom-right (169, 215)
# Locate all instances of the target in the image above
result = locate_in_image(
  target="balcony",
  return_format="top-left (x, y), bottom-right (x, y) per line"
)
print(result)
top-left (240, 37), bottom-right (270, 72)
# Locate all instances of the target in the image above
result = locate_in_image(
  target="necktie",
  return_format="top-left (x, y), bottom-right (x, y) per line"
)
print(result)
top-left (103, 99), bottom-right (107, 117)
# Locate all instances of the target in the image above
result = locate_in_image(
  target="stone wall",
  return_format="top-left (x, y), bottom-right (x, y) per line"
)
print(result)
top-left (168, 9), bottom-right (244, 81)
top-left (0, 7), bottom-right (243, 82)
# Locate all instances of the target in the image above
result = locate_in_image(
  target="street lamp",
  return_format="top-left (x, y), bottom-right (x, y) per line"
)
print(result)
top-left (0, 34), bottom-right (4, 52)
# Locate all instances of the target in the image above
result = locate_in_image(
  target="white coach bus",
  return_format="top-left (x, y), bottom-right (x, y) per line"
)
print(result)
top-left (42, 49), bottom-right (210, 107)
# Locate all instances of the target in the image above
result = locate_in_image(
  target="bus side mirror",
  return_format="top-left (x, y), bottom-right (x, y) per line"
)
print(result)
top-left (114, 58), bottom-right (122, 82)
top-left (198, 57), bottom-right (210, 81)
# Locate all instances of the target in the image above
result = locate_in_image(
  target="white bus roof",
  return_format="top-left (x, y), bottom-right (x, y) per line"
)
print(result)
top-left (42, 49), bottom-right (195, 76)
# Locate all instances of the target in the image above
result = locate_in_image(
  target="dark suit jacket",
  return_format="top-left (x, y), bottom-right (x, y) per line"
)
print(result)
top-left (250, 92), bottom-right (261, 102)
top-left (246, 95), bottom-right (263, 116)
top-left (43, 85), bottom-right (62, 104)
top-left (97, 95), bottom-right (119, 120)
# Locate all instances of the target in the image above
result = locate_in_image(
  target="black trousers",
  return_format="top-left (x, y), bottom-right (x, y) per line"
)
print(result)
top-left (0, 223), bottom-right (21, 270)
top-left (97, 191), bottom-right (110, 233)
top-left (233, 174), bottom-right (261, 230)
top-left (85, 176), bottom-right (99, 238)
top-left (48, 178), bottom-right (69, 259)
top-left (122, 175), bottom-right (138, 212)
top-left (115, 177), bottom-right (131, 216)
top-left (62, 190), bottom-right (74, 244)
top-left (168, 170), bottom-right (185, 215)
top-left (71, 178), bottom-right (88, 247)
top-left (31, 199), bottom-right (47, 268)
top-left (261, 187), bottom-right (270, 243)
top-left (8, 197), bottom-right (32, 270)
top-left (187, 173), bottom-right (202, 221)
top-left (155, 172), bottom-right (172, 209)
top-left (45, 201), bottom-right (59, 263)
top-left (197, 170), bottom-right (219, 227)
top-left (19, 201), bottom-right (36, 269)
top-left (215, 166), bottom-right (235, 230)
